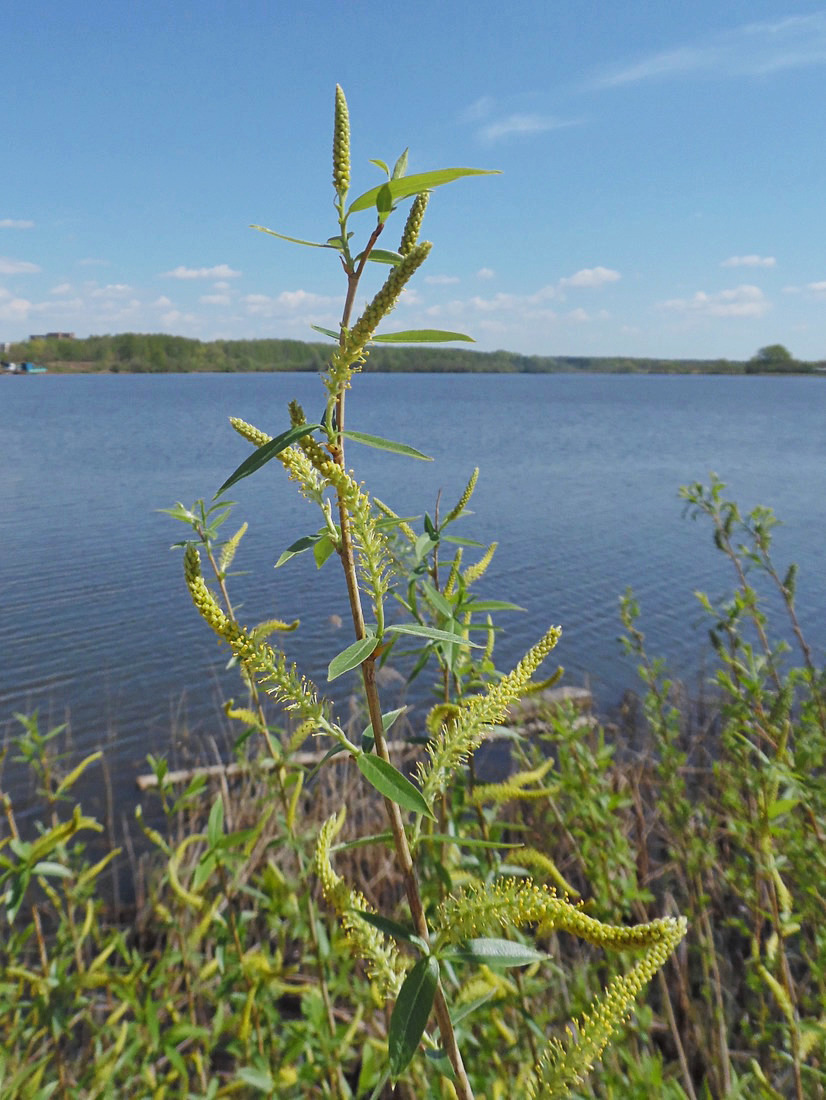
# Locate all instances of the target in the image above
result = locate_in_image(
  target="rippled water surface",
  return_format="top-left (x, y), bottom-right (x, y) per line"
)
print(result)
top-left (2, 372), bottom-right (824, 808)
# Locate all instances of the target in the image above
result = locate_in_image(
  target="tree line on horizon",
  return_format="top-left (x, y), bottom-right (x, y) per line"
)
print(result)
top-left (6, 333), bottom-right (822, 375)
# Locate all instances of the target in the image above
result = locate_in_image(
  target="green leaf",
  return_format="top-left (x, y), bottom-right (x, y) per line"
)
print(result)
top-left (313, 534), bottom-right (337, 568)
top-left (32, 860), bottom-right (73, 879)
top-left (361, 706), bottom-right (407, 750)
top-left (442, 535), bottom-right (484, 548)
top-left (420, 834), bottom-right (524, 850)
top-left (250, 224), bottom-right (334, 249)
top-left (372, 329), bottom-right (475, 344)
top-left (311, 324), bottom-right (340, 340)
top-left (389, 955), bottom-right (440, 1080)
top-left (421, 581), bottom-right (454, 619)
top-left (386, 623), bottom-right (483, 648)
top-left (328, 635), bottom-right (378, 681)
top-left (443, 937), bottom-right (549, 969)
top-left (207, 796), bottom-right (224, 849)
top-left (356, 753), bottom-right (435, 819)
top-left (377, 183), bottom-right (394, 222)
top-left (342, 429), bottom-right (432, 461)
top-left (275, 532), bottom-right (323, 568)
top-left (354, 248), bottom-right (403, 266)
top-left (369, 158), bottom-right (390, 176)
top-left (216, 423), bottom-right (320, 496)
top-left (236, 1066), bottom-right (275, 1092)
top-left (392, 148), bottom-right (409, 180)
top-left (463, 599), bottom-right (526, 612)
top-left (348, 167), bottom-right (500, 215)
top-left (353, 910), bottom-right (428, 952)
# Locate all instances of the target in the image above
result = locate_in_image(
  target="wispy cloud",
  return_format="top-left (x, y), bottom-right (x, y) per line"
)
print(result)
top-left (477, 268), bottom-right (495, 280)
top-left (0, 219), bottom-right (34, 230)
top-left (479, 113), bottom-right (579, 143)
top-left (659, 284), bottom-right (769, 318)
top-left (162, 264), bottom-right (241, 280)
top-left (722, 254), bottom-right (776, 268)
top-left (0, 256), bottom-right (40, 275)
top-left (592, 14), bottom-right (826, 88)
top-left (424, 274), bottom-right (460, 286)
top-left (784, 279), bottom-right (826, 297)
top-left (559, 266), bottom-right (620, 289)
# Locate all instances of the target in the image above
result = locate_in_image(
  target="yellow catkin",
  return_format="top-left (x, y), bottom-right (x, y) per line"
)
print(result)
top-left (398, 191), bottom-right (429, 256)
top-left (333, 85), bottom-right (350, 195)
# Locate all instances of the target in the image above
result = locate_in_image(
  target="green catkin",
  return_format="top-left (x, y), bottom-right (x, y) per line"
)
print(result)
top-left (183, 543), bottom-right (327, 727)
top-left (332, 85), bottom-right (350, 196)
top-left (419, 624), bottom-right (562, 802)
top-left (444, 547), bottom-right (463, 597)
top-left (463, 541), bottom-right (497, 586)
top-left (327, 241), bottom-right (432, 394)
top-left (374, 497), bottom-right (417, 544)
top-left (229, 416), bottom-right (271, 448)
top-left (315, 813), bottom-right (403, 997)
top-left (445, 467), bottom-right (479, 526)
top-left (398, 192), bottom-right (429, 256)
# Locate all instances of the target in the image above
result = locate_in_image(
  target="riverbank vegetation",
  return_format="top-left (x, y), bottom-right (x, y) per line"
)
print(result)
top-left (6, 332), bottom-right (823, 377)
top-left (2, 88), bottom-right (823, 1098)
top-left (2, 475), bottom-right (823, 1097)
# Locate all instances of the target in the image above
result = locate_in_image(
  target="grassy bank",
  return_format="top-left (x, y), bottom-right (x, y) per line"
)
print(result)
top-left (1, 478), bottom-right (824, 1098)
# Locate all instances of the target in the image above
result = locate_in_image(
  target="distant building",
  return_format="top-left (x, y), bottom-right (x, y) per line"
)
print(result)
top-left (29, 332), bottom-right (75, 341)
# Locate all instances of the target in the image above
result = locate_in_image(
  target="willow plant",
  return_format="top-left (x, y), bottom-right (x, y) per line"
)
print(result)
top-left (181, 86), bottom-right (686, 1098)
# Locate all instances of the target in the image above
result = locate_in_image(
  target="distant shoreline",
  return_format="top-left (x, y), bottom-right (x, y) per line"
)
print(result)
top-left (4, 333), bottom-right (824, 376)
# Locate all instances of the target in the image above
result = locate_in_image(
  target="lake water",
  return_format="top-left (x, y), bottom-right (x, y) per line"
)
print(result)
top-left (1, 372), bottom-right (824, 815)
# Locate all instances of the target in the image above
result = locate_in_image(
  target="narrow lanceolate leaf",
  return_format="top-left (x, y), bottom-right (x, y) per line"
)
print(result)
top-left (356, 753), bottom-right (435, 820)
top-left (353, 910), bottom-right (428, 952)
top-left (420, 834), bottom-right (523, 850)
top-left (311, 324), bottom-right (340, 340)
top-left (443, 937), bottom-right (549, 969)
top-left (328, 635), bottom-right (378, 681)
top-left (389, 955), bottom-right (440, 1080)
top-left (348, 168), bottom-right (500, 214)
top-left (354, 248), bottom-right (404, 266)
top-left (463, 599), bottom-right (527, 612)
top-left (342, 430), bottom-right (432, 461)
top-left (371, 329), bottom-right (475, 344)
top-left (216, 423), bottom-right (320, 495)
top-left (361, 706), bottom-right (407, 750)
top-left (386, 623), bottom-right (483, 648)
top-left (421, 581), bottom-right (454, 619)
top-left (250, 224), bottom-right (334, 249)
top-left (275, 532), bottom-right (324, 568)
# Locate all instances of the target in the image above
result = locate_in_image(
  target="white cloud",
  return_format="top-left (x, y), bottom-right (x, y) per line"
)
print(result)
top-left (461, 96), bottom-right (496, 123)
top-left (243, 288), bottom-right (338, 318)
top-left (0, 295), bottom-right (32, 321)
top-left (721, 255), bottom-right (776, 268)
top-left (163, 264), bottom-right (241, 280)
top-left (592, 14), bottom-right (826, 88)
top-left (807, 280), bottom-right (826, 293)
top-left (200, 293), bottom-right (231, 306)
top-left (0, 219), bottom-right (34, 229)
top-left (480, 113), bottom-right (579, 142)
top-left (77, 257), bottom-right (110, 267)
top-left (477, 268), bottom-right (495, 280)
top-left (0, 256), bottom-right (40, 275)
top-left (559, 266), bottom-right (621, 289)
top-left (660, 284), bottom-right (769, 318)
top-left (90, 284), bottom-right (134, 298)
top-left (152, 295), bottom-right (173, 308)
top-left (50, 283), bottom-right (72, 295)
top-left (424, 274), bottom-right (460, 285)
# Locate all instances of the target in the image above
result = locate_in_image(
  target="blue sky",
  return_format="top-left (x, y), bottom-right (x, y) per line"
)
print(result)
top-left (3, 1), bottom-right (825, 360)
